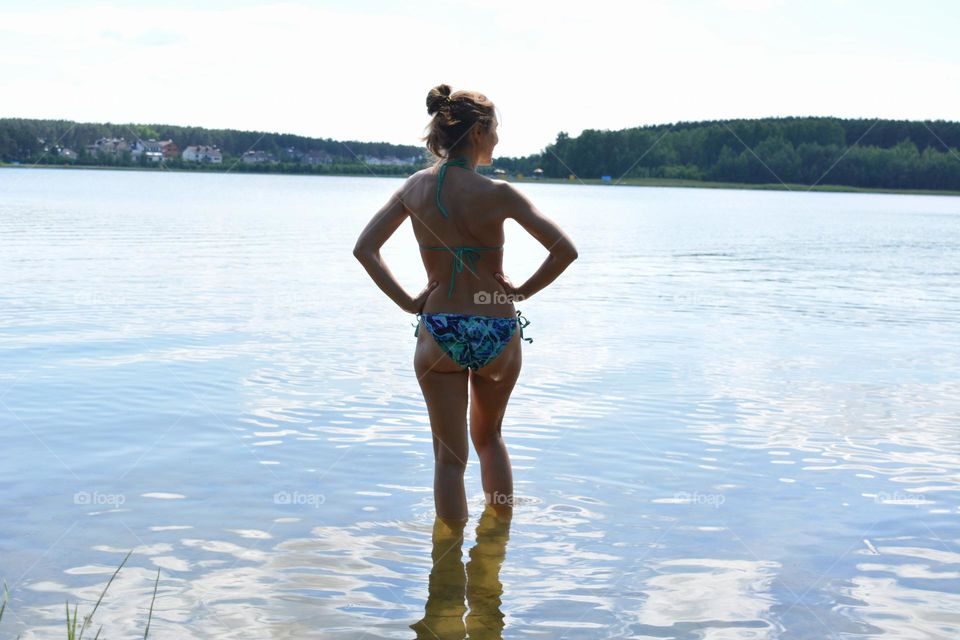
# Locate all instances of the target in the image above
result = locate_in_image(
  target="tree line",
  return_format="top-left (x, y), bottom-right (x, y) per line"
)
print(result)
top-left (4, 116), bottom-right (959, 191)
top-left (502, 117), bottom-right (960, 191)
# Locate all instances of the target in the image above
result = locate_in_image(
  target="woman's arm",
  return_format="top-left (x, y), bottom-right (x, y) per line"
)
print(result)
top-left (494, 183), bottom-right (578, 300)
top-left (353, 181), bottom-right (437, 313)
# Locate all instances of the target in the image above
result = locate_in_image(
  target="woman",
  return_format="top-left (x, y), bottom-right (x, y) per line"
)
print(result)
top-left (353, 84), bottom-right (578, 523)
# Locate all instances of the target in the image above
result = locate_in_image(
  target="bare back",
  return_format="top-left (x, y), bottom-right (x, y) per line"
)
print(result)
top-left (406, 164), bottom-right (515, 316)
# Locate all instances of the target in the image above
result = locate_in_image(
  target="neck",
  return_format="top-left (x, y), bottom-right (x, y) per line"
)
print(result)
top-left (445, 156), bottom-right (478, 172)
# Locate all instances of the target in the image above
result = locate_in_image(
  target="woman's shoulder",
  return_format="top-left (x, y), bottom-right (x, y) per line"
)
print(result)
top-left (406, 167), bottom-right (432, 182)
top-left (489, 179), bottom-right (530, 206)
top-left (397, 168), bottom-right (431, 196)
top-left (486, 180), bottom-right (544, 223)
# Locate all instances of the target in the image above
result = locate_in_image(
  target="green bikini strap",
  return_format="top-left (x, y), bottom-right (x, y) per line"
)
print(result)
top-left (418, 245), bottom-right (502, 299)
top-left (435, 157), bottom-right (469, 219)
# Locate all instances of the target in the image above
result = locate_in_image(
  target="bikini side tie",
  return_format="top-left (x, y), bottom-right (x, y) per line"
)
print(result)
top-left (516, 309), bottom-right (532, 343)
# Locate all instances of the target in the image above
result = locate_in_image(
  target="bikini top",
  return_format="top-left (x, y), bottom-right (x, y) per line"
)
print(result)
top-left (418, 157), bottom-right (503, 299)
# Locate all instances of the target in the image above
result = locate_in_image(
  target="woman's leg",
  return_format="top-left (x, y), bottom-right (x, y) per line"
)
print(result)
top-left (469, 329), bottom-right (522, 516)
top-left (416, 320), bottom-right (471, 522)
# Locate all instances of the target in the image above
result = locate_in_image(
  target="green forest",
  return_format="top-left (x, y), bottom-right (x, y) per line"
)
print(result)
top-left (3, 116), bottom-right (960, 191)
top-left (499, 117), bottom-right (960, 191)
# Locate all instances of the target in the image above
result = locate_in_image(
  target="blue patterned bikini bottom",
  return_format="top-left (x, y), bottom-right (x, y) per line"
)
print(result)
top-left (414, 310), bottom-right (532, 372)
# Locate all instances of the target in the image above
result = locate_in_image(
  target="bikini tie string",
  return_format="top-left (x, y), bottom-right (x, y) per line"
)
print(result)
top-left (516, 309), bottom-right (533, 343)
top-left (412, 311), bottom-right (422, 337)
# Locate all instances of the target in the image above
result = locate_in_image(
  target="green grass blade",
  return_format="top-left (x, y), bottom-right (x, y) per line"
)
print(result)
top-left (143, 568), bottom-right (160, 639)
top-left (79, 549), bottom-right (133, 640)
top-left (66, 600), bottom-right (78, 640)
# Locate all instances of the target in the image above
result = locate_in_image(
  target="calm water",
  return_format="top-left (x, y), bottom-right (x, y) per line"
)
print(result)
top-left (1, 167), bottom-right (959, 639)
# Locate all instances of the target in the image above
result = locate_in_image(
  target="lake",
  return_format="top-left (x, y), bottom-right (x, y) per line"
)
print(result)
top-left (1, 167), bottom-right (959, 639)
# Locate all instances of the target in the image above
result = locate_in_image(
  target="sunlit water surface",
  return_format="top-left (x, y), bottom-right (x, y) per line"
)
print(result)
top-left (1, 168), bottom-right (959, 639)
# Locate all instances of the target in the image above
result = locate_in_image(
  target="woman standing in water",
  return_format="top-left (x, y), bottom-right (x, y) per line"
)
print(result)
top-left (353, 84), bottom-right (578, 523)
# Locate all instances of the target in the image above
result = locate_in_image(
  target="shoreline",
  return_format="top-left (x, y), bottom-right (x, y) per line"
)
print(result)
top-left (3, 162), bottom-right (959, 197)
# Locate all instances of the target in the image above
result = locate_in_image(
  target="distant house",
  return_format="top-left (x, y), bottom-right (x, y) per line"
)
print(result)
top-left (241, 150), bottom-right (276, 164)
top-left (130, 139), bottom-right (166, 163)
top-left (281, 147), bottom-right (304, 161)
top-left (160, 140), bottom-right (179, 159)
top-left (303, 150), bottom-right (333, 165)
top-left (57, 147), bottom-right (77, 160)
top-left (362, 154), bottom-right (412, 166)
top-left (533, 168), bottom-right (544, 179)
top-left (87, 137), bottom-right (130, 156)
top-left (182, 145), bottom-right (223, 163)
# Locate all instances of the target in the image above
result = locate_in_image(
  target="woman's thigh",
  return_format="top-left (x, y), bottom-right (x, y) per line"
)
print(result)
top-left (469, 330), bottom-right (521, 444)
top-left (415, 318), bottom-right (470, 463)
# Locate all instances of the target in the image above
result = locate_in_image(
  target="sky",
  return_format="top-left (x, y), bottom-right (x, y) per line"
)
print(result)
top-left (1, 0), bottom-right (958, 158)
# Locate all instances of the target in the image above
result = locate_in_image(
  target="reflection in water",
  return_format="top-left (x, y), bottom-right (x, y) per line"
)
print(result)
top-left (630, 558), bottom-right (782, 638)
top-left (839, 539), bottom-right (960, 638)
top-left (411, 507), bottom-right (511, 640)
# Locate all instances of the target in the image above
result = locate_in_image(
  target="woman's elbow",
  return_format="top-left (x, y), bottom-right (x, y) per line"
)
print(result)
top-left (554, 242), bottom-right (578, 264)
top-left (353, 242), bottom-right (370, 261)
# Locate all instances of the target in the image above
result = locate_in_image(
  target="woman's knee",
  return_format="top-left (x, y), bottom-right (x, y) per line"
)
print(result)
top-left (435, 451), bottom-right (468, 472)
top-left (470, 424), bottom-right (504, 451)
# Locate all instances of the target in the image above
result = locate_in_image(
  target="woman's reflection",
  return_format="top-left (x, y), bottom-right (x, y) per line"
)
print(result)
top-left (411, 505), bottom-right (512, 639)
